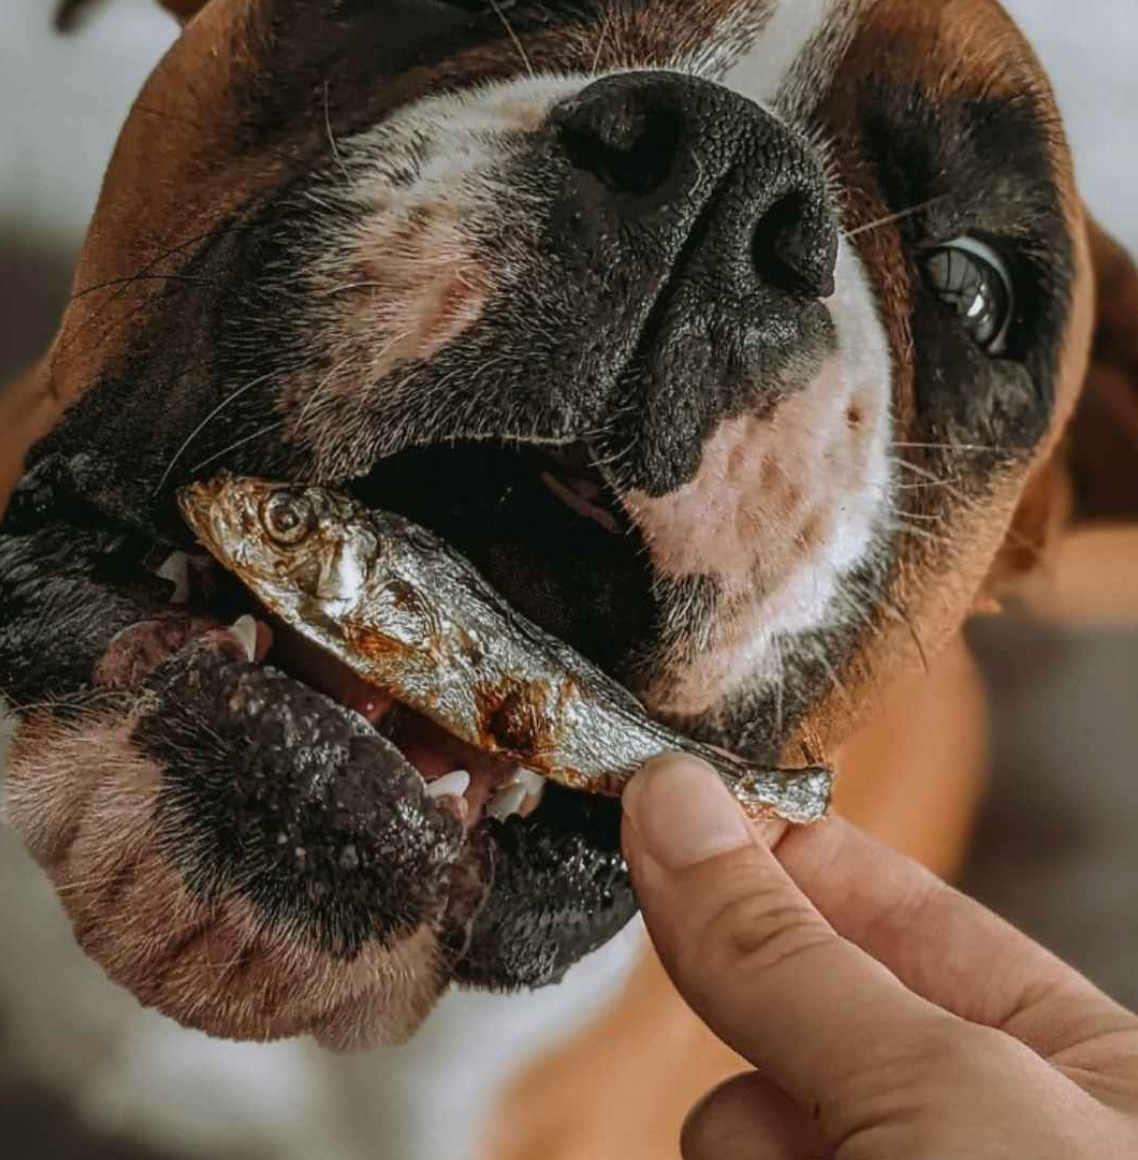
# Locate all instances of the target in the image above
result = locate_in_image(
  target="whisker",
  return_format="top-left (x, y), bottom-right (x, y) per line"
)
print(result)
top-left (487, 0), bottom-right (534, 78)
top-left (190, 419), bottom-right (288, 475)
top-left (892, 459), bottom-right (956, 482)
top-left (889, 509), bottom-right (944, 523)
top-left (895, 478), bottom-right (963, 492)
top-left (891, 459), bottom-right (967, 502)
top-left (591, 17), bottom-right (611, 75)
top-left (153, 369), bottom-right (279, 495)
top-left (319, 280), bottom-right (387, 297)
top-left (838, 586), bottom-right (887, 646)
top-left (844, 195), bottom-right (950, 240)
top-left (67, 273), bottom-right (219, 303)
top-left (323, 80), bottom-right (353, 186)
top-left (883, 594), bottom-right (930, 675)
top-left (814, 646), bottom-right (850, 707)
top-left (56, 222), bottom-right (243, 364)
top-left (295, 347), bottom-right (380, 426)
top-left (891, 440), bottom-right (1009, 455)
top-left (892, 520), bottom-right (952, 547)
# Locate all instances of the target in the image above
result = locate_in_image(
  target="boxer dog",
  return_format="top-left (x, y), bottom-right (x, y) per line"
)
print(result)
top-left (2, 0), bottom-right (1138, 1152)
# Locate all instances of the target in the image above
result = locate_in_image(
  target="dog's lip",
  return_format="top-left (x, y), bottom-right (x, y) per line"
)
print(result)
top-left (215, 599), bottom-right (550, 834)
top-left (165, 447), bottom-right (637, 980)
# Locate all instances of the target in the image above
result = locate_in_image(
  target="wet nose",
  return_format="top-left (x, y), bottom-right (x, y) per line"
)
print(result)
top-left (550, 71), bottom-right (838, 300)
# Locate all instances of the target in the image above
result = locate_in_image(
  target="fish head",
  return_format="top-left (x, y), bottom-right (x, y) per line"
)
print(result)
top-left (179, 473), bottom-right (380, 620)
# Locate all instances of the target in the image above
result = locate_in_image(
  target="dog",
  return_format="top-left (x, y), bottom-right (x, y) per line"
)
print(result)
top-left (3, 0), bottom-right (1138, 1155)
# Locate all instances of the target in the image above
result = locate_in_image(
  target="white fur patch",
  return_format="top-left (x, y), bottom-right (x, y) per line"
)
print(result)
top-left (634, 237), bottom-right (894, 717)
top-left (290, 75), bottom-right (596, 472)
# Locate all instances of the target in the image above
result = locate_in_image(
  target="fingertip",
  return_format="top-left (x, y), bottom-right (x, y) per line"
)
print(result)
top-left (681, 1072), bottom-right (826, 1160)
top-left (622, 754), bottom-right (754, 872)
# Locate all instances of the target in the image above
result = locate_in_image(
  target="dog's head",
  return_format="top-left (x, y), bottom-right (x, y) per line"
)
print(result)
top-left (10, 0), bottom-right (1138, 1044)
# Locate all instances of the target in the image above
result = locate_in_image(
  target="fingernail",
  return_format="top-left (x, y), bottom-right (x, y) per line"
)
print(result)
top-left (623, 755), bottom-right (754, 871)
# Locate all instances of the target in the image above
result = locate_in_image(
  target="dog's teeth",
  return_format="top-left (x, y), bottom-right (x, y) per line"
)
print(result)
top-left (509, 767), bottom-right (545, 797)
top-left (155, 552), bottom-right (191, 604)
top-left (230, 615), bottom-right (258, 662)
top-left (488, 782), bottom-right (528, 822)
top-left (427, 770), bottom-right (471, 800)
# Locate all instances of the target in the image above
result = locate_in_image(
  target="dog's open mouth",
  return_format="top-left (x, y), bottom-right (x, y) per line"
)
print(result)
top-left (124, 439), bottom-right (644, 986)
top-left (535, 442), bottom-right (627, 535)
top-left (257, 610), bottom-right (548, 831)
top-left (167, 436), bottom-right (634, 831)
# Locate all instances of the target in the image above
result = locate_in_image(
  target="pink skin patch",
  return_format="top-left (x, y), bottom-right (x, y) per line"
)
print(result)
top-left (325, 209), bottom-right (490, 391)
top-left (623, 356), bottom-right (889, 716)
top-left (93, 616), bottom-right (274, 689)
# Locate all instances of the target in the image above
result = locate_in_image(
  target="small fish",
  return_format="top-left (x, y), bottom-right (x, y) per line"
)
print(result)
top-left (178, 474), bottom-right (832, 824)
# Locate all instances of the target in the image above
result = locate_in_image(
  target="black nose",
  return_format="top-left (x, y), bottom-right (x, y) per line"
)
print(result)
top-left (550, 71), bottom-right (838, 300)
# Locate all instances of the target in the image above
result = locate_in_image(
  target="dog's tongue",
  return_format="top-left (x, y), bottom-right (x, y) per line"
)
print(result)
top-left (264, 616), bottom-right (539, 823)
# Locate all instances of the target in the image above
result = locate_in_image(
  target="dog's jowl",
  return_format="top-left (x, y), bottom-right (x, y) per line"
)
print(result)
top-left (2, 0), bottom-right (1133, 1050)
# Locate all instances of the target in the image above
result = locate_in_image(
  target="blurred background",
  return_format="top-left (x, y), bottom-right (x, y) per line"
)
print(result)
top-left (1, 1), bottom-right (1136, 1158)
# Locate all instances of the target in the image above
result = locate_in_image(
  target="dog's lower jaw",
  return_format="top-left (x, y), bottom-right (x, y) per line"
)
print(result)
top-left (0, 513), bottom-right (637, 1045)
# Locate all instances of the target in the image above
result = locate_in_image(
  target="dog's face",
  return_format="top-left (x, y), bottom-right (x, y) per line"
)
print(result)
top-left (4, 0), bottom-right (1111, 1046)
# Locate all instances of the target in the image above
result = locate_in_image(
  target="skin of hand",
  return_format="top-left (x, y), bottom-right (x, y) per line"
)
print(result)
top-left (621, 754), bottom-right (1138, 1160)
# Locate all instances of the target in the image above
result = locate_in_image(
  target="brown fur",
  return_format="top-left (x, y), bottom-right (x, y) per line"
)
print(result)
top-left (779, 0), bottom-right (1094, 770)
top-left (474, 6), bottom-right (1138, 1157)
top-left (4, 2), bottom-right (1138, 1157)
top-left (1067, 220), bottom-right (1138, 521)
top-left (55, 0), bottom-right (201, 31)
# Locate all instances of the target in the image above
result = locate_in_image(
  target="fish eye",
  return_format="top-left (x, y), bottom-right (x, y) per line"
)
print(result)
top-left (261, 491), bottom-right (315, 546)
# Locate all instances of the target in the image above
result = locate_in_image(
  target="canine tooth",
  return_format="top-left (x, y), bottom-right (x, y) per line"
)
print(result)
top-left (509, 767), bottom-right (545, 797)
top-left (427, 770), bottom-right (471, 800)
top-left (230, 614), bottom-right (258, 662)
top-left (155, 551), bottom-right (191, 604)
top-left (488, 782), bottom-right (528, 822)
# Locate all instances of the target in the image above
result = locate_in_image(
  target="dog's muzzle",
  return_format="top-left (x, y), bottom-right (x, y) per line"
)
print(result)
top-left (536, 71), bottom-right (840, 495)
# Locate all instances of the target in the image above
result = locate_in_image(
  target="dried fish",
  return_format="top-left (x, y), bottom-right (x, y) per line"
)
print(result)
top-left (178, 474), bottom-right (832, 824)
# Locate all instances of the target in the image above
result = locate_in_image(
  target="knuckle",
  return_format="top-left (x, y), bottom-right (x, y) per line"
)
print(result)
top-left (831, 1018), bottom-right (993, 1126)
top-left (691, 878), bottom-right (834, 979)
top-left (893, 1018), bottom-right (1002, 1085)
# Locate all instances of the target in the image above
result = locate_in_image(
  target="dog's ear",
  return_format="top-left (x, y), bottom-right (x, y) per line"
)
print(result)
top-left (1066, 218), bottom-right (1138, 522)
top-left (55, 0), bottom-right (205, 32)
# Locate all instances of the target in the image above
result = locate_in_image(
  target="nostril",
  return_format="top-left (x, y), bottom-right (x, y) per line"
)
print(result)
top-left (752, 191), bottom-right (838, 300)
top-left (558, 108), bottom-right (682, 201)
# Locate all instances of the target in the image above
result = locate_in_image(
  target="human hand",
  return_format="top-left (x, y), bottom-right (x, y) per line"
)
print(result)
top-left (621, 755), bottom-right (1138, 1159)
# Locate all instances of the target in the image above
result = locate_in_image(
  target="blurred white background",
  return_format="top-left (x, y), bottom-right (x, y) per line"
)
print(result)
top-left (1, 3), bottom-right (1136, 1160)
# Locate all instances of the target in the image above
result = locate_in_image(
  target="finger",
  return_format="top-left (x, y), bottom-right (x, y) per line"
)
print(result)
top-left (681, 1072), bottom-right (829, 1160)
top-left (766, 805), bottom-right (1135, 1057)
top-left (622, 756), bottom-right (953, 1114)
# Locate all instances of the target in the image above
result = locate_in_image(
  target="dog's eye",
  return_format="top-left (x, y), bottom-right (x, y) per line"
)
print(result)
top-left (261, 492), bottom-right (315, 546)
top-left (923, 237), bottom-right (1014, 356)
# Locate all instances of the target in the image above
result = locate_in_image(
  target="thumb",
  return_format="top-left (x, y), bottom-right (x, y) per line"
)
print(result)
top-left (621, 754), bottom-right (952, 1121)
